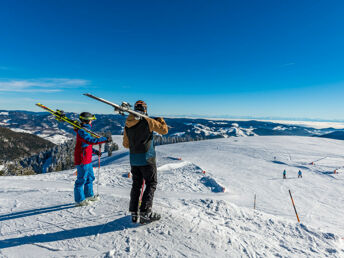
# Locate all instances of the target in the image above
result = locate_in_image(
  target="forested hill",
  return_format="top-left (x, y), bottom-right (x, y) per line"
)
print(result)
top-left (0, 126), bottom-right (55, 161)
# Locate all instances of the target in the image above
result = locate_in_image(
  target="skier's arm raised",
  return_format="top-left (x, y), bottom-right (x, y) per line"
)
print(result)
top-left (146, 117), bottom-right (168, 135)
top-left (78, 129), bottom-right (107, 145)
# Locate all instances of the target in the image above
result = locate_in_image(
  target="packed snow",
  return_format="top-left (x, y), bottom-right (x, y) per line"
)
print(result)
top-left (0, 136), bottom-right (343, 257)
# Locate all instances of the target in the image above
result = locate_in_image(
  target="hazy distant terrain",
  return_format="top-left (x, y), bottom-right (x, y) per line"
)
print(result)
top-left (1, 110), bottom-right (342, 145)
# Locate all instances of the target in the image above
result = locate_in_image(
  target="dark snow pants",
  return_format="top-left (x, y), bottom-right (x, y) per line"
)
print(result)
top-left (129, 164), bottom-right (157, 213)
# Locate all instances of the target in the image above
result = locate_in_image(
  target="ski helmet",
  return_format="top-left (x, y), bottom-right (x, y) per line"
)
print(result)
top-left (134, 100), bottom-right (147, 114)
top-left (79, 112), bottom-right (96, 123)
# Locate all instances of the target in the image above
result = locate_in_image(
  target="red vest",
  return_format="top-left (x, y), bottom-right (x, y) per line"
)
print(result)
top-left (74, 132), bottom-right (93, 165)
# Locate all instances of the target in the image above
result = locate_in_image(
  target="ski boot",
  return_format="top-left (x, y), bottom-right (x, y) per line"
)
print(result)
top-left (75, 199), bottom-right (90, 207)
top-left (131, 212), bottom-right (139, 223)
top-left (86, 195), bottom-right (100, 202)
top-left (140, 211), bottom-right (161, 224)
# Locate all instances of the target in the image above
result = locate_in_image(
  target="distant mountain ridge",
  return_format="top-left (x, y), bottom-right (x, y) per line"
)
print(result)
top-left (0, 110), bottom-right (342, 144)
top-left (318, 131), bottom-right (344, 140)
top-left (1, 110), bottom-right (343, 176)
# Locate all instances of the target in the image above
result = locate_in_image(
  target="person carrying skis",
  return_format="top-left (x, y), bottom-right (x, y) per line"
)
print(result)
top-left (283, 169), bottom-right (287, 179)
top-left (74, 112), bottom-right (109, 206)
top-left (123, 100), bottom-right (168, 224)
top-left (298, 170), bottom-right (302, 178)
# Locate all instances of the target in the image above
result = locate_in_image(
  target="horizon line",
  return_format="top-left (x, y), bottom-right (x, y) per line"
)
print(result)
top-left (1, 108), bottom-right (344, 124)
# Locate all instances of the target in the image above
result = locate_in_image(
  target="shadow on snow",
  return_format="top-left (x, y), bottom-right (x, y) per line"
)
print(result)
top-left (0, 216), bottom-right (138, 249)
top-left (272, 160), bottom-right (309, 170)
top-left (200, 176), bottom-right (224, 192)
top-left (268, 177), bottom-right (299, 180)
top-left (0, 203), bottom-right (75, 222)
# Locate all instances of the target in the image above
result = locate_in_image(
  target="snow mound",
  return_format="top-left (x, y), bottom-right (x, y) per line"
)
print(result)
top-left (158, 161), bottom-right (225, 193)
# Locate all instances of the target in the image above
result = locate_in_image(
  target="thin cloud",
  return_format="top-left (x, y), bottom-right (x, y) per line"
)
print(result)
top-left (0, 66), bottom-right (9, 70)
top-left (0, 78), bottom-right (90, 92)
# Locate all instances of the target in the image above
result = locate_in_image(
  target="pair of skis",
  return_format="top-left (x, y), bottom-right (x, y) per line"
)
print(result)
top-left (36, 94), bottom-right (150, 133)
top-left (36, 93), bottom-right (149, 137)
top-left (36, 103), bottom-right (102, 138)
top-left (83, 93), bottom-right (149, 119)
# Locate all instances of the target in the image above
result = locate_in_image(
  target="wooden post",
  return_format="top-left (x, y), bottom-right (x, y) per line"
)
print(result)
top-left (289, 190), bottom-right (300, 223)
top-left (254, 194), bottom-right (256, 210)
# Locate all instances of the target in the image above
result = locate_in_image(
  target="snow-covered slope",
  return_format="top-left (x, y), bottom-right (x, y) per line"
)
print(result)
top-left (0, 136), bottom-right (343, 257)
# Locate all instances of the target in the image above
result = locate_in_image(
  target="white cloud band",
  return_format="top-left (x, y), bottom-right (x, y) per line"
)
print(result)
top-left (0, 78), bottom-right (89, 92)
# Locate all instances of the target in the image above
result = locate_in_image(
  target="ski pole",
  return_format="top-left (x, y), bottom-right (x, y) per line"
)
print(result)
top-left (139, 180), bottom-right (145, 207)
top-left (97, 144), bottom-right (101, 197)
top-left (289, 190), bottom-right (300, 223)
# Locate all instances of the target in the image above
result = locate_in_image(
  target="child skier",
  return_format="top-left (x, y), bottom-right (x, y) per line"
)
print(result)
top-left (283, 169), bottom-right (287, 179)
top-left (74, 112), bottom-right (109, 206)
top-left (123, 100), bottom-right (168, 224)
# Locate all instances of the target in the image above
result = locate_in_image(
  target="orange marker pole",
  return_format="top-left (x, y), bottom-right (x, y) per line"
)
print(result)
top-left (289, 190), bottom-right (300, 223)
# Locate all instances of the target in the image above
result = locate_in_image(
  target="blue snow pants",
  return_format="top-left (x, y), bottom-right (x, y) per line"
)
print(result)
top-left (74, 163), bottom-right (95, 203)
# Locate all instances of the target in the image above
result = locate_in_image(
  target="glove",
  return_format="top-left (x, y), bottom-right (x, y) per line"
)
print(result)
top-left (154, 117), bottom-right (164, 123)
top-left (93, 149), bottom-right (102, 157)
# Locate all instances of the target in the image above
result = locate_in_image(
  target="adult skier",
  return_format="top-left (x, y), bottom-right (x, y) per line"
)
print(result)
top-left (283, 169), bottom-right (287, 179)
top-left (74, 112), bottom-right (109, 206)
top-left (298, 170), bottom-right (302, 178)
top-left (123, 100), bottom-right (168, 224)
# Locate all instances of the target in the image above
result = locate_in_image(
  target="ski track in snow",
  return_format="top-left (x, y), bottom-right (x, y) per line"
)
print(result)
top-left (0, 136), bottom-right (344, 257)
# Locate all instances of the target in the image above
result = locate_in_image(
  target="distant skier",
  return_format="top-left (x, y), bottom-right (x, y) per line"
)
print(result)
top-left (123, 100), bottom-right (168, 224)
top-left (74, 112), bottom-right (109, 206)
top-left (298, 170), bottom-right (302, 178)
top-left (283, 169), bottom-right (287, 179)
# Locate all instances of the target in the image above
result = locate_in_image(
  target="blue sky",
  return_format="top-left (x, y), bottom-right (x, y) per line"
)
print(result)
top-left (0, 0), bottom-right (343, 120)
